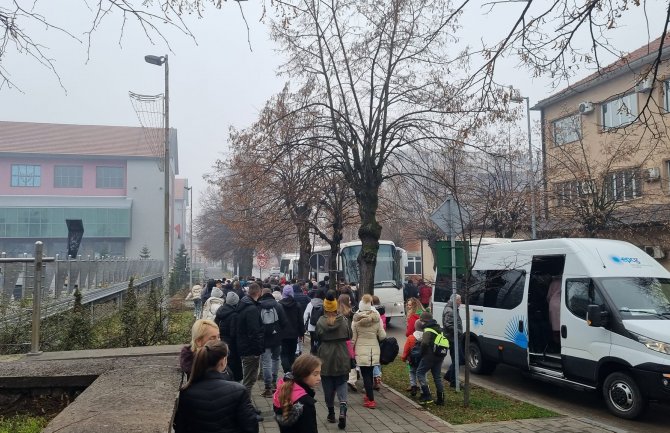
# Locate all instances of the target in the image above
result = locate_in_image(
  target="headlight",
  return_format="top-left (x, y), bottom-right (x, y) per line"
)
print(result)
top-left (634, 333), bottom-right (670, 355)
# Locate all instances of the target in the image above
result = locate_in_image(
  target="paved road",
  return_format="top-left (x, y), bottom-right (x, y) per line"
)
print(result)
top-left (385, 321), bottom-right (669, 433)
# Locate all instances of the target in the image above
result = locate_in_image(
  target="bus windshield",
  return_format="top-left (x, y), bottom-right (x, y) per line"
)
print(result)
top-left (596, 277), bottom-right (670, 319)
top-left (341, 244), bottom-right (399, 286)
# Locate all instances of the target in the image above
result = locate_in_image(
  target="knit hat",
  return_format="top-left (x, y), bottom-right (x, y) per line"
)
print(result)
top-left (282, 285), bottom-right (294, 299)
top-left (211, 287), bottom-right (224, 299)
top-left (358, 298), bottom-right (372, 311)
top-left (225, 291), bottom-right (239, 306)
top-left (419, 311), bottom-right (433, 322)
top-left (414, 320), bottom-right (425, 331)
top-left (323, 298), bottom-right (338, 312)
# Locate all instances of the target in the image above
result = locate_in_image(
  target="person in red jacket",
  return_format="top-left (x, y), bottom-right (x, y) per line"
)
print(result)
top-left (405, 297), bottom-right (423, 337)
top-left (418, 280), bottom-right (432, 309)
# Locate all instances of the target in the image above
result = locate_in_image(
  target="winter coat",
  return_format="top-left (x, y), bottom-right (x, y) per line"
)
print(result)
top-left (258, 293), bottom-right (288, 348)
top-left (419, 284), bottom-right (432, 307)
top-left (352, 309), bottom-right (386, 366)
top-left (315, 314), bottom-right (352, 376)
top-left (179, 345), bottom-right (195, 377)
top-left (406, 312), bottom-right (421, 337)
top-left (185, 285), bottom-right (203, 301)
top-left (272, 378), bottom-right (317, 433)
top-left (201, 281), bottom-right (218, 303)
top-left (403, 282), bottom-right (419, 300)
top-left (236, 295), bottom-right (264, 357)
top-left (215, 304), bottom-right (238, 347)
top-left (279, 296), bottom-right (305, 340)
top-left (441, 298), bottom-right (463, 339)
top-left (303, 299), bottom-right (324, 333)
top-left (420, 319), bottom-right (445, 366)
top-left (401, 331), bottom-right (423, 362)
top-left (293, 290), bottom-right (311, 315)
top-left (174, 370), bottom-right (258, 433)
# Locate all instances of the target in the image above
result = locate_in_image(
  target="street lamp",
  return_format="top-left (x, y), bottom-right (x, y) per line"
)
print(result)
top-left (510, 88), bottom-right (537, 240)
top-left (184, 185), bottom-right (193, 290)
top-left (145, 54), bottom-right (171, 290)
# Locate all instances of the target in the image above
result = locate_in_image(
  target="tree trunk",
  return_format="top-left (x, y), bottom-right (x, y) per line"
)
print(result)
top-left (237, 248), bottom-right (254, 278)
top-left (297, 221), bottom-right (312, 280)
top-left (328, 212), bottom-right (344, 290)
top-left (357, 186), bottom-right (382, 296)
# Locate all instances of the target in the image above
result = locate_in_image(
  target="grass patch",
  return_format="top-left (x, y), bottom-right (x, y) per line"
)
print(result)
top-left (0, 415), bottom-right (48, 433)
top-left (383, 359), bottom-right (558, 424)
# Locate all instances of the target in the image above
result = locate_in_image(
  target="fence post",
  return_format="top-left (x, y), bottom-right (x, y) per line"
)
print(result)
top-left (28, 241), bottom-right (43, 356)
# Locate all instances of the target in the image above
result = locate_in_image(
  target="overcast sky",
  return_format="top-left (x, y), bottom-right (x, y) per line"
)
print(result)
top-left (0, 1), bottom-right (666, 216)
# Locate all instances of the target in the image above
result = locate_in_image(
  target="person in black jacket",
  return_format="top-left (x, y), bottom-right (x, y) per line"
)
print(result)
top-left (279, 285), bottom-right (305, 374)
top-left (236, 283), bottom-right (264, 398)
top-left (292, 284), bottom-right (311, 315)
top-left (174, 340), bottom-right (258, 433)
top-left (215, 291), bottom-right (242, 381)
top-left (273, 354), bottom-right (322, 433)
top-left (259, 287), bottom-right (288, 396)
top-left (416, 312), bottom-right (446, 406)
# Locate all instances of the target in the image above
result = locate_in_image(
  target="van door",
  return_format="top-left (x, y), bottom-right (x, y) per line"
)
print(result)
top-left (561, 278), bottom-right (611, 384)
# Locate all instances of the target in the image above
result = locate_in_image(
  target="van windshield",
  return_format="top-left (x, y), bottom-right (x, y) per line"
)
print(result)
top-left (596, 277), bottom-right (670, 319)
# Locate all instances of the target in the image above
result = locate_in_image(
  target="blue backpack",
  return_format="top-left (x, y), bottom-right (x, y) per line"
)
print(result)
top-left (409, 340), bottom-right (423, 368)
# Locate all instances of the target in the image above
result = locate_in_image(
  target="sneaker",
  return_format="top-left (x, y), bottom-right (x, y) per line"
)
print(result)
top-left (261, 388), bottom-right (273, 398)
top-left (363, 399), bottom-right (377, 409)
top-left (418, 395), bottom-right (433, 405)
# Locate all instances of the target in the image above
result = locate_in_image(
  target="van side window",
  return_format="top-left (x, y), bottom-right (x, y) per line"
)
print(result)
top-left (566, 279), bottom-right (604, 319)
top-left (469, 269), bottom-right (525, 309)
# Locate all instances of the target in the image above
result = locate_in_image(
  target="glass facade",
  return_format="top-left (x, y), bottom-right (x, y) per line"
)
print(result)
top-left (0, 207), bottom-right (131, 238)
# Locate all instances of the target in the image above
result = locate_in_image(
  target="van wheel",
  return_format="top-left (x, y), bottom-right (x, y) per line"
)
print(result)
top-left (602, 371), bottom-right (646, 419)
top-left (468, 340), bottom-right (496, 375)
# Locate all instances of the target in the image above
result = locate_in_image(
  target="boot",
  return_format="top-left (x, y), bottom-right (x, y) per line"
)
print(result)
top-left (338, 402), bottom-right (347, 429)
top-left (418, 385), bottom-right (433, 405)
top-left (410, 385), bottom-right (418, 397)
top-left (327, 406), bottom-right (336, 423)
top-left (435, 391), bottom-right (445, 406)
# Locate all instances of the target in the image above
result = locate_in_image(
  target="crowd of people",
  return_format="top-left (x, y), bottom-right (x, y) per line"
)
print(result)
top-left (175, 275), bottom-right (463, 433)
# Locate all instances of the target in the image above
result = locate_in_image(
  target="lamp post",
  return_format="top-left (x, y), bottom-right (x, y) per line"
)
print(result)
top-left (185, 185), bottom-right (193, 289)
top-left (510, 88), bottom-right (537, 239)
top-left (144, 54), bottom-right (171, 291)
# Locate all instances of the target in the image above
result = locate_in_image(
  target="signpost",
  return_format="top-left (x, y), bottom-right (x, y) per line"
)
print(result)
top-left (430, 197), bottom-right (468, 391)
top-left (256, 251), bottom-right (269, 279)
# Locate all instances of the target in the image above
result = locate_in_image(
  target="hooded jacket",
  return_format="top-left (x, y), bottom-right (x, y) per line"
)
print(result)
top-left (272, 378), bottom-right (317, 433)
top-left (420, 318), bottom-right (444, 365)
top-left (401, 331), bottom-right (423, 363)
top-left (259, 292), bottom-right (288, 348)
top-left (236, 295), bottom-right (264, 357)
top-left (315, 314), bottom-right (352, 376)
top-left (303, 298), bottom-right (324, 332)
top-left (351, 309), bottom-right (386, 366)
top-left (215, 303), bottom-right (238, 347)
top-left (279, 296), bottom-right (305, 340)
top-left (292, 288), bottom-right (311, 315)
top-left (174, 370), bottom-right (258, 433)
top-left (442, 298), bottom-right (463, 339)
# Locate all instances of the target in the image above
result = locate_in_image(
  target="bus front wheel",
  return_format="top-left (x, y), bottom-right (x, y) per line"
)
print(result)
top-left (468, 340), bottom-right (496, 375)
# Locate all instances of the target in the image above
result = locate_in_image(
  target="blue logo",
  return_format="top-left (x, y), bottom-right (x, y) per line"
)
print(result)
top-left (610, 255), bottom-right (641, 265)
top-left (504, 316), bottom-right (528, 349)
top-left (473, 315), bottom-right (484, 327)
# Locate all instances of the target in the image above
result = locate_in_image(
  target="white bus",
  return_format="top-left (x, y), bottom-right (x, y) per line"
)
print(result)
top-left (279, 253), bottom-right (299, 280)
top-left (310, 240), bottom-right (407, 324)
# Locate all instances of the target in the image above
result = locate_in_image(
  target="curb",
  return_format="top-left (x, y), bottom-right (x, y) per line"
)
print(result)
top-left (383, 383), bottom-right (456, 429)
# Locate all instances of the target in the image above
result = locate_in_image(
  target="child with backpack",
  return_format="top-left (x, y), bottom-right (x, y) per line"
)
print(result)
top-left (401, 321), bottom-right (423, 397)
top-left (273, 354), bottom-right (322, 433)
top-left (416, 312), bottom-right (449, 405)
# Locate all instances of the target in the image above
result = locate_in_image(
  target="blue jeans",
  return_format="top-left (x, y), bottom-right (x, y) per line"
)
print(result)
top-left (417, 357), bottom-right (444, 395)
top-left (408, 364), bottom-right (418, 387)
top-left (193, 298), bottom-right (202, 319)
top-left (262, 345), bottom-right (281, 389)
top-left (373, 365), bottom-right (381, 378)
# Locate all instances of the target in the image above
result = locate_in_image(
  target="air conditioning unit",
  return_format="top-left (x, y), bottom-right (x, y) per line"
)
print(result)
top-left (636, 76), bottom-right (654, 93)
top-left (644, 245), bottom-right (665, 259)
top-left (645, 167), bottom-right (661, 182)
top-left (578, 101), bottom-right (594, 115)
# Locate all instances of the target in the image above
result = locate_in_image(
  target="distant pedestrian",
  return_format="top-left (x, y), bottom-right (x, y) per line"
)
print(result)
top-left (216, 291), bottom-right (242, 381)
top-left (174, 340), bottom-right (258, 433)
top-left (273, 354), bottom-right (322, 433)
top-left (185, 283), bottom-right (203, 318)
top-left (442, 294), bottom-right (464, 388)
top-left (316, 291), bottom-right (351, 429)
top-left (352, 294), bottom-right (386, 409)
top-left (338, 294), bottom-right (358, 393)
top-left (416, 312), bottom-right (447, 406)
top-left (279, 285), bottom-right (305, 373)
top-left (403, 278), bottom-right (419, 302)
top-left (201, 286), bottom-right (225, 321)
top-left (236, 283), bottom-right (265, 418)
top-left (259, 288), bottom-right (288, 397)
top-left (293, 284), bottom-right (311, 314)
top-left (372, 296), bottom-right (386, 390)
top-left (405, 297), bottom-right (423, 337)
top-left (200, 279), bottom-right (216, 304)
top-left (303, 291), bottom-right (325, 355)
top-left (418, 280), bottom-right (432, 310)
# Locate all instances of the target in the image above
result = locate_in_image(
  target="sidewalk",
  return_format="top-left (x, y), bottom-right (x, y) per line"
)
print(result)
top-left (251, 376), bottom-right (623, 433)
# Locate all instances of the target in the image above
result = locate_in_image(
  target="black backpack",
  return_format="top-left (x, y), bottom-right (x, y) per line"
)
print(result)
top-left (379, 337), bottom-right (399, 365)
top-left (309, 304), bottom-right (324, 327)
top-left (409, 339), bottom-right (423, 368)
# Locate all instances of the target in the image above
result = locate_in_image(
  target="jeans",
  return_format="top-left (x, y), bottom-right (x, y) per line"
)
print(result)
top-left (241, 355), bottom-right (261, 396)
top-left (408, 364), bottom-right (417, 387)
top-left (321, 375), bottom-right (348, 407)
top-left (280, 339), bottom-right (298, 373)
top-left (193, 298), bottom-right (202, 319)
top-left (262, 345), bottom-right (281, 389)
top-left (359, 366), bottom-right (375, 401)
top-left (417, 357), bottom-right (445, 395)
top-left (373, 365), bottom-right (381, 378)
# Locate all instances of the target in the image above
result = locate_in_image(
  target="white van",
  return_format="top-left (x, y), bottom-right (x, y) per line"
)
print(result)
top-left (462, 238), bottom-right (670, 419)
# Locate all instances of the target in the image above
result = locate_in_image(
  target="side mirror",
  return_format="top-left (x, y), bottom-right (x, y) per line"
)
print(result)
top-left (587, 304), bottom-right (608, 327)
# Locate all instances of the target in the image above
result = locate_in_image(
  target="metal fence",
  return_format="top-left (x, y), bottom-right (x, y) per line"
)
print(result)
top-left (0, 242), bottom-right (163, 354)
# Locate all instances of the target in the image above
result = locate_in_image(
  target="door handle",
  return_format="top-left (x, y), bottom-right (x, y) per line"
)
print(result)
top-left (561, 325), bottom-right (567, 338)
top-left (518, 320), bottom-right (524, 333)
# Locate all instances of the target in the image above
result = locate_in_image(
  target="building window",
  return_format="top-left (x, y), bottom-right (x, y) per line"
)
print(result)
top-left (602, 93), bottom-right (638, 129)
top-left (605, 168), bottom-right (642, 201)
top-left (54, 166), bottom-right (83, 188)
top-left (554, 179), bottom-right (594, 206)
top-left (405, 255), bottom-right (422, 275)
top-left (96, 166), bottom-right (124, 188)
top-left (552, 114), bottom-right (581, 146)
top-left (11, 164), bottom-right (41, 187)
